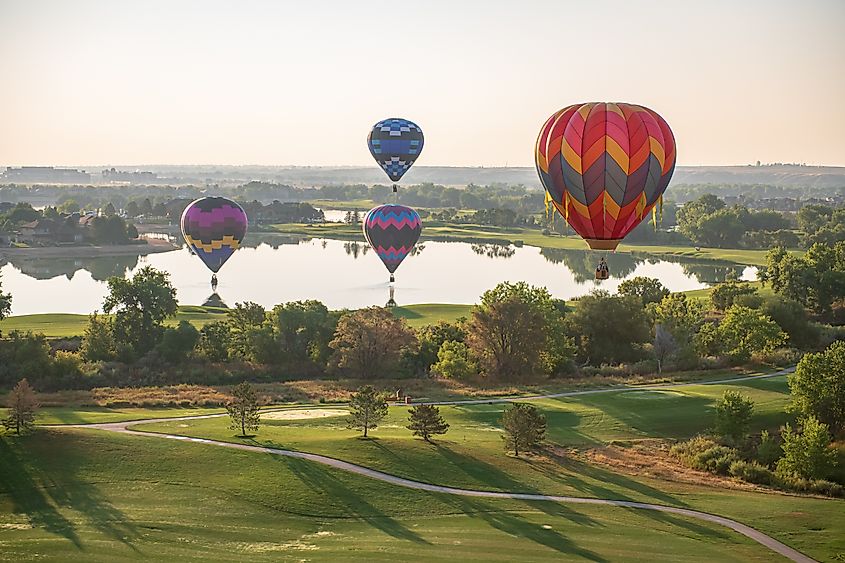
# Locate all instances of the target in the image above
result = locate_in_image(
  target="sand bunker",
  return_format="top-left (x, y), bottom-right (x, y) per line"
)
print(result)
top-left (261, 408), bottom-right (348, 421)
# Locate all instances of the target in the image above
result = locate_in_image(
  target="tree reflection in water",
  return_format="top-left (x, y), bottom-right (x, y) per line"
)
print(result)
top-left (471, 243), bottom-right (515, 259)
top-left (540, 248), bottom-right (640, 282)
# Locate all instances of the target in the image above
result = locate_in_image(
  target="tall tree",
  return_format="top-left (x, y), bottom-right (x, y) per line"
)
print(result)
top-left (777, 416), bottom-right (837, 480)
top-left (329, 308), bottom-right (416, 378)
top-left (226, 302), bottom-right (269, 361)
top-left (652, 324), bottom-right (677, 373)
top-left (271, 300), bottom-right (338, 367)
top-left (431, 340), bottom-right (477, 380)
top-left (0, 272), bottom-right (11, 324)
top-left (761, 242), bottom-right (845, 316)
top-left (501, 403), bottom-right (546, 457)
top-left (346, 385), bottom-right (388, 438)
top-left (618, 277), bottom-right (670, 306)
top-left (789, 341), bottom-right (845, 435)
top-left (79, 313), bottom-right (116, 362)
top-left (466, 282), bottom-right (571, 379)
top-left (3, 378), bottom-right (38, 435)
top-left (714, 390), bottom-right (755, 445)
top-left (565, 290), bottom-right (650, 365)
top-left (717, 305), bottom-right (786, 361)
top-left (226, 381), bottom-right (261, 437)
top-left (102, 266), bottom-right (178, 357)
top-left (407, 404), bottom-right (449, 443)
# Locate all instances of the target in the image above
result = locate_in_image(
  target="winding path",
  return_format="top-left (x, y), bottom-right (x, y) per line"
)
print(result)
top-left (55, 366), bottom-right (815, 563)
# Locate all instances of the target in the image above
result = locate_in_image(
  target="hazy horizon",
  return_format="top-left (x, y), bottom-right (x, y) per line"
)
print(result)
top-left (2, 0), bottom-right (844, 167)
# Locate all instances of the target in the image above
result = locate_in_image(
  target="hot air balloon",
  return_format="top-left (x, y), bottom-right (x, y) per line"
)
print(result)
top-left (535, 102), bottom-right (676, 277)
top-left (180, 197), bottom-right (248, 288)
top-left (367, 118), bottom-right (424, 191)
top-left (363, 204), bottom-right (422, 283)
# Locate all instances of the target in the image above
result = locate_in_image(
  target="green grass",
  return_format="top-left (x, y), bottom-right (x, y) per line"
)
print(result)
top-left (272, 222), bottom-right (779, 266)
top-left (392, 303), bottom-right (473, 327)
top-left (308, 198), bottom-right (377, 210)
top-left (0, 305), bottom-right (230, 338)
top-left (0, 430), bottom-right (787, 562)
top-left (3, 376), bottom-right (841, 560)
top-left (0, 303), bottom-right (468, 337)
top-left (32, 406), bottom-right (225, 425)
top-left (132, 376), bottom-right (844, 561)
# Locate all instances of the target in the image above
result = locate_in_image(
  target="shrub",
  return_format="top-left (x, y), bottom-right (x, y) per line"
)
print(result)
top-left (729, 460), bottom-right (775, 485)
top-left (776, 416), bottom-right (837, 480)
top-left (671, 436), bottom-right (741, 475)
top-left (431, 340), bottom-right (478, 380)
top-left (808, 480), bottom-right (844, 498)
top-left (696, 446), bottom-right (741, 474)
top-left (755, 430), bottom-right (782, 467)
top-left (714, 390), bottom-right (754, 445)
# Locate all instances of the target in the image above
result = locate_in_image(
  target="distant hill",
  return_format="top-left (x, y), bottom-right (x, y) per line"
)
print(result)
top-left (4, 164), bottom-right (844, 190)
top-left (93, 164), bottom-right (845, 189)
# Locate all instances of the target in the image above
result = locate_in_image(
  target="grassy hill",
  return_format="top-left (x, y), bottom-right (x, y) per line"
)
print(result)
top-left (1, 374), bottom-right (842, 560)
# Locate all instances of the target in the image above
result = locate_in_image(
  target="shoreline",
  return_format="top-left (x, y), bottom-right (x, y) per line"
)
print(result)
top-left (0, 238), bottom-right (178, 259)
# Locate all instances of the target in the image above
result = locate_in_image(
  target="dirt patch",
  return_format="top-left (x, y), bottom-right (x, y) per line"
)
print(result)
top-left (561, 443), bottom-right (762, 492)
top-left (261, 408), bottom-right (347, 421)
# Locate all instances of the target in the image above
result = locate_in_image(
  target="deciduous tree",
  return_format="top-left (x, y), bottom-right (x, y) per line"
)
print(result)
top-left (79, 313), bottom-right (116, 362)
top-left (789, 341), bottom-right (845, 435)
top-left (3, 378), bottom-right (38, 435)
top-left (102, 266), bottom-right (178, 357)
top-left (431, 340), bottom-right (477, 380)
top-left (777, 416), bottom-right (836, 480)
top-left (329, 308), bottom-right (416, 378)
top-left (618, 277), bottom-right (670, 306)
top-left (717, 305), bottom-right (786, 361)
top-left (714, 390), bottom-right (754, 445)
top-left (226, 381), bottom-right (260, 437)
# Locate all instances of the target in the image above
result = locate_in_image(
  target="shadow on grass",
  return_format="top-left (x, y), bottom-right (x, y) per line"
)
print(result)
top-left (268, 447), bottom-right (430, 545)
top-left (443, 493), bottom-right (609, 562)
top-left (0, 431), bottom-right (141, 552)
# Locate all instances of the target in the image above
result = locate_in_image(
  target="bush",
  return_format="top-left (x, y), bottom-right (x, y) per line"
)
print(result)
top-left (808, 480), bottom-right (844, 498)
top-left (431, 340), bottom-right (478, 380)
top-left (729, 460), bottom-right (775, 485)
top-left (755, 430), bottom-right (782, 467)
top-left (696, 446), bottom-right (742, 474)
top-left (671, 436), bottom-right (741, 475)
top-left (714, 390), bottom-right (754, 445)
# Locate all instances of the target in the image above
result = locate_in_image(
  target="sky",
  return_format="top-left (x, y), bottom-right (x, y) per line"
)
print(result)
top-left (1, 0), bottom-right (843, 167)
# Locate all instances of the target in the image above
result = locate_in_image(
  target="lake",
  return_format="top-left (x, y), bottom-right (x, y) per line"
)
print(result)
top-left (0, 237), bottom-right (756, 315)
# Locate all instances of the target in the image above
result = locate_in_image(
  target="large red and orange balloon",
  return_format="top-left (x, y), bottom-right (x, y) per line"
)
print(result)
top-left (535, 102), bottom-right (676, 250)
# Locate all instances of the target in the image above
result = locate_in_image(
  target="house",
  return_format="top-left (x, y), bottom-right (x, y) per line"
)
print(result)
top-left (17, 219), bottom-right (58, 244)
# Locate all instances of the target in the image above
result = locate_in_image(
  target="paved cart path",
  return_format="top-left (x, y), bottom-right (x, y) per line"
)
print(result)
top-left (53, 366), bottom-right (814, 563)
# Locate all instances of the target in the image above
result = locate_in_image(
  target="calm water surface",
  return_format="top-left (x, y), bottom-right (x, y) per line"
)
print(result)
top-left (1, 238), bottom-right (756, 315)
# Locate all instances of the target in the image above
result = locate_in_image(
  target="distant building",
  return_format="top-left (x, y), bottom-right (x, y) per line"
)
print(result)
top-left (2, 166), bottom-right (91, 184)
top-left (101, 167), bottom-right (163, 184)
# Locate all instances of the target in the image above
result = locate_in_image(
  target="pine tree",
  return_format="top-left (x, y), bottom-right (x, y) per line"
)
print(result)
top-left (501, 403), bottom-right (546, 457)
top-left (407, 404), bottom-right (449, 443)
top-left (226, 381), bottom-right (260, 437)
top-left (3, 379), bottom-right (38, 435)
top-left (347, 385), bottom-right (388, 438)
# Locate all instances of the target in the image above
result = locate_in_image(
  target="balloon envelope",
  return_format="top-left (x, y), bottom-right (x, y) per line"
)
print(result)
top-left (535, 102), bottom-right (676, 250)
top-left (367, 118), bottom-right (424, 182)
top-left (180, 197), bottom-right (248, 273)
top-left (363, 204), bottom-right (422, 274)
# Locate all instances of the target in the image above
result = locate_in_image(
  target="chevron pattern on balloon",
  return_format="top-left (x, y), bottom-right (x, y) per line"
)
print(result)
top-left (363, 204), bottom-right (422, 275)
top-left (535, 102), bottom-right (676, 250)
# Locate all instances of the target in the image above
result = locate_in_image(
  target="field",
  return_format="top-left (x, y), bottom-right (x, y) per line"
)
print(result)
top-left (0, 306), bottom-right (230, 338)
top-left (2, 374), bottom-right (842, 561)
top-left (0, 303), bottom-right (469, 337)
